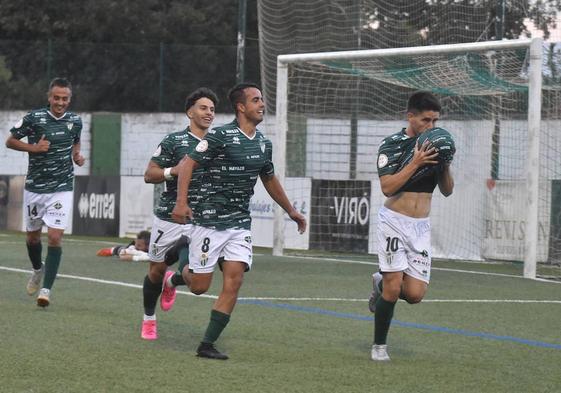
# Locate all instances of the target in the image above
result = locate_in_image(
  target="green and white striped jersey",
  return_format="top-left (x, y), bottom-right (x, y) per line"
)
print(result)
top-left (189, 119), bottom-right (274, 230)
top-left (377, 128), bottom-right (439, 193)
top-left (10, 107), bottom-right (82, 193)
top-left (150, 128), bottom-right (205, 223)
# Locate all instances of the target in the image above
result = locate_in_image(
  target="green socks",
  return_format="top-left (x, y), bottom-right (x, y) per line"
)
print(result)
top-left (171, 246), bottom-right (190, 286)
top-left (202, 309), bottom-right (231, 344)
top-left (374, 297), bottom-right (397, 345)
top-left (26, 242), bottom-right (43, 270)
top-left (43, 246), bottom-right (62, 289)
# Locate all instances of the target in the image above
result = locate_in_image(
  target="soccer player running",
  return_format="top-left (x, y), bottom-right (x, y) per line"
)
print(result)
top-left (140, 88), bottom-right (218, 340)
top-left (369, 91), bottom-right (454, 361)
top-left (172, 82), bottom-right (307, 360)
top-left (5, 77), bottom-right (84, 307)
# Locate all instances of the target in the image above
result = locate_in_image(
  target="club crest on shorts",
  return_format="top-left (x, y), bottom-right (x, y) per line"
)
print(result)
top-left (200, 252), bottom-right (208, 266)
top-left (244, 236), bottom-right (252, 244)
top-left (196, 140), bottom-right (208, 152)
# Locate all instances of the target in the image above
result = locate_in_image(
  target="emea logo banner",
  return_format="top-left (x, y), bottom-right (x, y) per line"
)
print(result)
top-left (78, 193), bottom-right (116, 219)
top-left (73, 176), bottom-right (120, 236)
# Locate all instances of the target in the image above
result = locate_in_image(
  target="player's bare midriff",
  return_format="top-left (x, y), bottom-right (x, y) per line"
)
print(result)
top-left (384, 191), bottom-right (432, 218)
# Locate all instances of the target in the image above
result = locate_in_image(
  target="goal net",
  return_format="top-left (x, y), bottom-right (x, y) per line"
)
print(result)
top-left (272, 38), bottom-right (561, 279)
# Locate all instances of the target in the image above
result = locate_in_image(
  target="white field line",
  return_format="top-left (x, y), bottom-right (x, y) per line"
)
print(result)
top-left (1, 265), bottom-right (560, 304)
top-left (1, 235), bottom-right (560, 284)
top-left (255, 253), bottom-right (561, 284)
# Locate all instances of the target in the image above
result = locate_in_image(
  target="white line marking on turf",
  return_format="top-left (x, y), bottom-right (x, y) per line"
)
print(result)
top-left (0, 266), bottom-right (218, 299)
top-left (255, 253), bottom-right (561, 284)
top-left (1, 266), bottom-right (560, 304)
top-left (1, 236), bottom-right (558, 283)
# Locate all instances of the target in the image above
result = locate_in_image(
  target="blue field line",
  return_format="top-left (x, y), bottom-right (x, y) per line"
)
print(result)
top-left (239, 299), bottom-right (561, 350)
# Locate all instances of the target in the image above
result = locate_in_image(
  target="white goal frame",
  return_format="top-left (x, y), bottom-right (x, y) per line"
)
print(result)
top-left (274, 38), bottom-right (543, 279)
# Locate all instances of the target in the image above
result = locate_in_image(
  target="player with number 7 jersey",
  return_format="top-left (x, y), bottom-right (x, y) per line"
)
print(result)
top-left (139, 88), bottom-right (219, 341)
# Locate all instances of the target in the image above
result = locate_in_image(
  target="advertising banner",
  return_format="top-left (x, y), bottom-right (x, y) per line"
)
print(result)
top-left (73, 176), bottom-right (120, 236)
top-left (310, 179), bottom-right (371, 253)
top-left (250, 177), bottom-right (311, 250)
top-left (119, 176), bottom-right (154, 237)
top-left (482, 180), bottom-right (550, 262)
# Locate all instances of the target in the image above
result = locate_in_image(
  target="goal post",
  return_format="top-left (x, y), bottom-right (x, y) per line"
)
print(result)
top-left (524, 37), bottom-right (543, 278)
top-left (273, 38), bottom-right (552, 279)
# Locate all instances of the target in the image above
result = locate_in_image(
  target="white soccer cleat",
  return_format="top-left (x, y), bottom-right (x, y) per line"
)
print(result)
top-left (37, 288), bottom-right (51, 308)
top-left (368, 272), bottom-right (383, 313)
top-left (26, 263), bottom-right (44, 296)
top-left (371, 344), bottom-right (390, 361)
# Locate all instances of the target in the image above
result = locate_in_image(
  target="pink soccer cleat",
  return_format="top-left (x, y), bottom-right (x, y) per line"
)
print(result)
top-left (160, 270), bottom-right (177, 312)
top-left (141, 319), bottom-right (158, 340)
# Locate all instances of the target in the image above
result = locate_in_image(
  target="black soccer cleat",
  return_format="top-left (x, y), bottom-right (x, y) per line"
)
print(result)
top-left (196, 342), bottom-right (229, 360)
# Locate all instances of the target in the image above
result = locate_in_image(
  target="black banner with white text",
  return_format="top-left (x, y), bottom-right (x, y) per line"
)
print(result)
top-left (72, 176), bottom-right (120, 236)
top-left (310, 179), bottom-right (370, 252)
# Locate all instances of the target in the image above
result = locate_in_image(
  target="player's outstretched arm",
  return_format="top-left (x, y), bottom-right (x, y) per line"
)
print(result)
top-left (5, 134), bottom-right (50, 153)
top-left (171, 156), bottom-right (198, 224)
top-left (260, 174), bottom-right (307, 234)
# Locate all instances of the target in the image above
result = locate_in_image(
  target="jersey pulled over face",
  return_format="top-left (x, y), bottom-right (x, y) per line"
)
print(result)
top-left (151, 128), bottom-right (205, 223)
top-left (11, 108), bottom-right (82, 193)
top-left (377, 128), bottom-right (439, 194)
top-left (188, 119), bottom-right (274, 230)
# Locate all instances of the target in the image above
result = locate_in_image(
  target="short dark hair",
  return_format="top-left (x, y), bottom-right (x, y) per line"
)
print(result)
top-left (228, 82), bottom-right (261, 113)
top-left (49, 77), bottom-right (72, 91)
top-left (185, 87), bottom-right (218, 111)
top-left (407, 91), bottom-right (441, 113)
top-left (137, 230), bottom-right (151, 244)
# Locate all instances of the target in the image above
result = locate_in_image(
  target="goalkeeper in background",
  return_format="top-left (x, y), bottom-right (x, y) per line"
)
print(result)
top-left (96, 230), bottom-right (151, 262)
top-left (369, 91), bottom-right (454, 361)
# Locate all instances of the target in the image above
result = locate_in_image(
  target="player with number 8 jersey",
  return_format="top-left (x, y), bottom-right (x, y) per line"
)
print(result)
top-left (172, 82), bottom-right (307, 360)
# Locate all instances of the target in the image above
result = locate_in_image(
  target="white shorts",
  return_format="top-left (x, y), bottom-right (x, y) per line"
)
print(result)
top-left (148, 216), bottom-right (193, 263)
top-left (188, 226), bottom-right (252, 274)
top-left (24, 190), bottom-right (73, 231)
top-left (377, 206), bottom-right (432, 283)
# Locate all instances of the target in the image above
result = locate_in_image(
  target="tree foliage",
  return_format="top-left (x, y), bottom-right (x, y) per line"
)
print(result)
top-left (0, 0), bottom-right (260, 112)
top-left (360, 0), bottom-right (561, 47)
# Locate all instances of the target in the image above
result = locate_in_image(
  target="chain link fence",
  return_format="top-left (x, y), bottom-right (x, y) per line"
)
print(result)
top-left (0, 39), bottom-right (260, 113)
